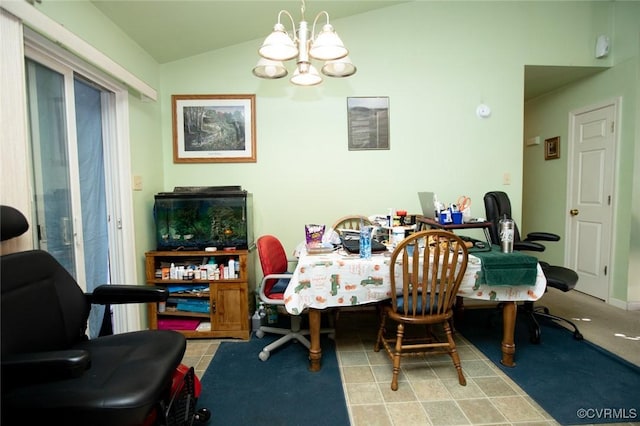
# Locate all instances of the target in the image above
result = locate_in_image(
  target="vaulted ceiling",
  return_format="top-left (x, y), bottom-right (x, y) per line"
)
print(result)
top-left (91, 1), bottom-right (408, 64)
top-left (90, 0), bottom-right (607, 100)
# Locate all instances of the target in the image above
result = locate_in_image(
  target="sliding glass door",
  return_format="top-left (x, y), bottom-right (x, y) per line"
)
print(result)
top-left (25, 57), bottom-right (111, 337)
top-left (25, 58), bottom-right (79, 275)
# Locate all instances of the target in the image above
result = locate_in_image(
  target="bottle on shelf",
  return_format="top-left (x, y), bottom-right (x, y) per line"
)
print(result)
top-left (228, 258), bottom-right (235, 278)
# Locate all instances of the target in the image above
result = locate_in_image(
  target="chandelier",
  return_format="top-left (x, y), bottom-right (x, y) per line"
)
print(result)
top-left (252, 0), bottom-right (357, 86)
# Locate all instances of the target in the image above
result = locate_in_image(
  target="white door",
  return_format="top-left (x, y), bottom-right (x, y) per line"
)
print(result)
top-left (566, 99), bottom-right (618, 300)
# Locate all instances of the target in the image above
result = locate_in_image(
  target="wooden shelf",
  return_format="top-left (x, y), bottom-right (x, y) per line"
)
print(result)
top-left (159, 311), bottom-right (210, 319)
top-left (146, 250), bottom-right (250, 340)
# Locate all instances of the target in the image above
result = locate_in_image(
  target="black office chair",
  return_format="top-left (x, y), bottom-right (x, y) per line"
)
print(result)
top-left (483, 192), bottom-right (583, 343)
top-left (0, 205), bottom-right (210, 425)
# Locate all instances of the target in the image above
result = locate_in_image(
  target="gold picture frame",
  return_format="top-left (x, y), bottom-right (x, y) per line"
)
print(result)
top-left (544, 136), bottom-right (560, 160)
top-left (172, 94), bottom-right (256, 163)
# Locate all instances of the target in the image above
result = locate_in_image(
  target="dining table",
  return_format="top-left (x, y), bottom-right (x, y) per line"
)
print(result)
top-left (283, 243), bottom-right (547, 371)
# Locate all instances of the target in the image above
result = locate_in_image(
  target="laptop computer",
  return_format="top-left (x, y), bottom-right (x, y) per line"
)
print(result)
top-left (418, 191), bottom-right (437, 219)
top-left (341, 236), bottom-right (388, 254)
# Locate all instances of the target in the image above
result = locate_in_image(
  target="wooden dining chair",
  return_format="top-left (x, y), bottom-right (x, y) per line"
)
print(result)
top-left (374, 230), bottom-right (469, 391)
top-left (331, 215), bottom-right (373, 236)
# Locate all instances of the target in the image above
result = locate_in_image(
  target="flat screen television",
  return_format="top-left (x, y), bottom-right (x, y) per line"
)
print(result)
top-left (154, 186), bottom-right (253, 251)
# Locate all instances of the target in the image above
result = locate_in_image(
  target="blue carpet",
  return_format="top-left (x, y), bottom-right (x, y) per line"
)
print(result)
top-left (457, 308), bottom-right (640, 425)
top-left (197, 333), bottom-right (350, 426)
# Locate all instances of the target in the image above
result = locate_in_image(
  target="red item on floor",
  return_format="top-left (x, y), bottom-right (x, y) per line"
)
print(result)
top-left (157, 318), bottom-right (200, 330)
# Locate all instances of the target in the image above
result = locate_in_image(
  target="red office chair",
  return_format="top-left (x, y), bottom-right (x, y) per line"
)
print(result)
top-left (255, 235), bottom-right (333, 361)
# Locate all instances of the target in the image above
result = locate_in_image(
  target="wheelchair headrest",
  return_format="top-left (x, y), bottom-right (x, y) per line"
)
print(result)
top-left (1, 205), bottom-right (29, 241)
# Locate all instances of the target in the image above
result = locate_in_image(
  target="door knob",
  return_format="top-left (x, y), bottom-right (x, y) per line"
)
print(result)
top-left (570, 209), bottom-right (579, 216)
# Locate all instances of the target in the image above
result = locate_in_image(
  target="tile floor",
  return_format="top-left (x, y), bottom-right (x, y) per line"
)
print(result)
top-left (332, 308), bottom-right (556, 426)
top-left (182, 291), bottom-right (639, 426)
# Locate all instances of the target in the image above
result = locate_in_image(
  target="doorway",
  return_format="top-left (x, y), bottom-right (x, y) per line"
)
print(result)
top-left (566, 99), bottom-right (619, 301)
top-left (23, 30), bottom-right (140, 335)
top-left (25, 56), bottom-right (111, 337)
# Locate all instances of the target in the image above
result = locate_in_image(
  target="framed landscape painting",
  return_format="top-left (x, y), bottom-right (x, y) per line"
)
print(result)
top-left (172, 94), bottom-right (256, 163)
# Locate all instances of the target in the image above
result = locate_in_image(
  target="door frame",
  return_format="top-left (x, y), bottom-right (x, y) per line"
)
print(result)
top-left (565, 97), bottom-right (620, 302)
top-left (24, 29), bottom-right (141, 333)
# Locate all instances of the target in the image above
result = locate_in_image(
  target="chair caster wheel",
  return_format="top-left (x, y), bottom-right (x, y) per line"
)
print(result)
top-left (194, 407), bottom-right (211, 423)
top-left (529, 326), bottom-right (541, 344)
top-left (256, 329), bottom-right (264, 338)
top-left (574, 331), bottom-right (584, 340)
top-left (259, 350), bottom-right (270, 361)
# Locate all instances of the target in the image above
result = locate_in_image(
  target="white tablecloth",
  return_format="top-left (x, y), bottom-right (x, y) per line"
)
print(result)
top-left (284, 247), bottom-right (546, 315)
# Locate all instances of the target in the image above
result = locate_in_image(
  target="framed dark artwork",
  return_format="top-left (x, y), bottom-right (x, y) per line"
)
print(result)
top-left (347, 97), bottom-right (390, 151)
top-left (545, 136), bottom-right (560, 160)
top-left (172, 94), bottom-right (256, 163)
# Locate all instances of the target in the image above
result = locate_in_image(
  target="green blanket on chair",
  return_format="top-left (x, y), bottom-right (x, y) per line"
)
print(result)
top-left (471, 246), bottom-right (538, 286)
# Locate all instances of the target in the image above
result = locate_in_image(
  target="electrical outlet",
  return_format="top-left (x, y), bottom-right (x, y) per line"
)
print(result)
top-left (503, 172), bottom-right (511, 185)
top-left (133, 175), bottom-right (143, 191)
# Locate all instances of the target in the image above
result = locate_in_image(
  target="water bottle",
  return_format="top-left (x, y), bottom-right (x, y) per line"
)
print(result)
top-left (499, 215), bottom-right (514, 253)
top-left (359, 225), bottom-right (373, 259)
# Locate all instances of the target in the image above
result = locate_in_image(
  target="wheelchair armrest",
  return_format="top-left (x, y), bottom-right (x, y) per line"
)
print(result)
top-left (2, 350), bottom-right (90, 385)
top-left (513, 241), bottom-right (546, 252)
top-left (524, 232), bottom-right (560, 242)
top-left (87, 285), bottom-right (169, 304)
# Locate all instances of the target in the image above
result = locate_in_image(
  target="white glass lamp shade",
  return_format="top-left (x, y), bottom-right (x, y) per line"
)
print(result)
top-left (309, 24), bottom-right (348, 61)
top-left (252, 58), bottom-right (288, 79)
top-left (258, 23), bottom-right (298, 61)
top-left (290, 64), bottom-right (323, 86)
top-left (321, 56), bottom-right (356, 78)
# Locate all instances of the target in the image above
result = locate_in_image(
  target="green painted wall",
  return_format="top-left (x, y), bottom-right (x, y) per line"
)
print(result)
top-left (158, 1), bottom-right (612, 247)
top-left (524, 63), bottom-right (637, 302)
top-left (524, 2), bottom-right (639, 305)
top-left (31, 1), bottom-right (639, 304)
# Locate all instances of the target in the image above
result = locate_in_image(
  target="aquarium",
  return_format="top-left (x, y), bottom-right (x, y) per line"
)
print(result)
top-left (154, 186), bottom-right (253, 251)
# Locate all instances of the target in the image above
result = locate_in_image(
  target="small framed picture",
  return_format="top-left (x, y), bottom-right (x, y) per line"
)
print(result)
top-left (347, 97), bottom-right (390, 150)
top-left (172, 94), bottom-right (256, 163)
top-left (544, 136), bottom-right (560, 160)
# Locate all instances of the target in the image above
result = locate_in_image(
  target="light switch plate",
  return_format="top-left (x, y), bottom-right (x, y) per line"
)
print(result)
top-left (133, 175), bottom-right (143, 191)
top-left (503, 172), bottom-right (511, 185)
